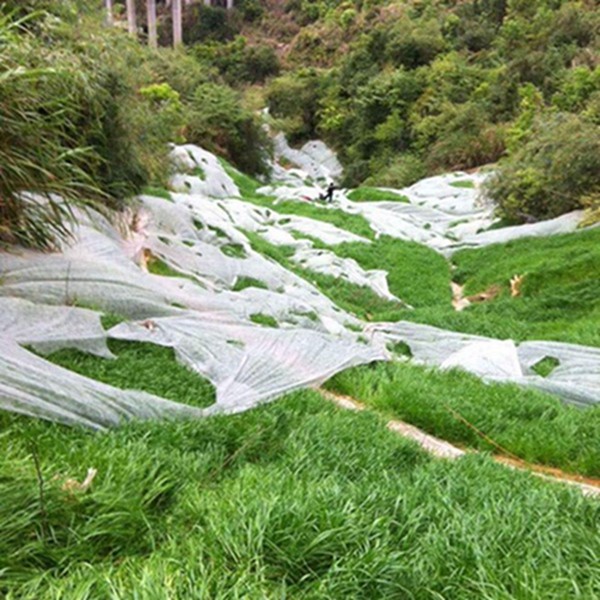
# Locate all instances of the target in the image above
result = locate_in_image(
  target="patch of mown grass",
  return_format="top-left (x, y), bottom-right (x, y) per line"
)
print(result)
top-left (532, 356), bottom-right (561, 378)
top-left (232, 276), bottom-right (268, 292)
top-left (146, 256), bottom-right (182, 278)
top-left (347, 187), bottom-right (410, 203)
top-left (250, 313), bottom-right (279, 328)
top-left (1, 394), bottom-right (600, 598)
top-left (220, 243), bottom-right (247, 259)
top-left (334, 236), bottom-right (452, 308)
top-left (327, 361), bottom-right (600, 477)
top-left (450, 180), bottom-right (475, 189)
top-left (141, 186), bottom-right (172, 201)
top-left (244, 231), bottom-right (408, 321)
top-left (48, 340), bottom-right (216, 409)
top-left (223, 161), bottom-right (376, 240)
top-left (191, 166), bottom-right (206, 180)
top-left (436, 228), bottom-right (600, 346)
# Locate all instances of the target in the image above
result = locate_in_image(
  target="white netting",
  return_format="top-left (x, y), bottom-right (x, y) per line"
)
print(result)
top-left (1, 142), bottom-right (597, 430)
top-left (371, 321), bottom-right (600, 407)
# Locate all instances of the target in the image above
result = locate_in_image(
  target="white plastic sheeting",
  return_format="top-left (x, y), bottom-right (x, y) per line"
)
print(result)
top-left (371, 321), bottom-right (600, 407)
top-left (292, 247), bottom-right (407, 304)
top-left (263, 169), bottom-right (587, 255)
top-left (109, 315), bottom-right (384, 414)
top-left (273, 133), bottom-right (343, 183)
top-left (0, 298), bottom-right (202, 429)
top-left (1, 140), bottom-right (597, 431)
top-left (0, 187), bottom-right (386, 428)
top-left (169, 144), bottom-right (240, 198)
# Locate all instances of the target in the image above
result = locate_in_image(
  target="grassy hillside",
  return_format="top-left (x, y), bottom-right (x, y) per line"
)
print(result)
top-left (407, 227), bottom-right (600, 347)
top-left (2, 394), bottom-right (600, 599)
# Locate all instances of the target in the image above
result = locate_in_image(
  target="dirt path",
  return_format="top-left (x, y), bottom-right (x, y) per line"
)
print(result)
top-left (321, 389), bottom-right (600, 499)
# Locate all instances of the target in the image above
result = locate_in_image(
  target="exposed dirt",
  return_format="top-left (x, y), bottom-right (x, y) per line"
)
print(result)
top-left (321, 389), bottom-right (600, 498)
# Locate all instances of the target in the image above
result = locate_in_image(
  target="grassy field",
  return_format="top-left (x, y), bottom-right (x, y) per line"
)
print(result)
top-left (3, 160), bottom-right (599, 598)
top-left (327, 362), bottom-right (600, 477)
top-left (244, 231), bottom-right (410, 321)
top-left (394, 228), bottom-right (600, 347)
top-left (2, 393), bottom-right (600, 599)
top-left (224, 162), bottom-right (375, 240)
top-left (347, 187), bottom-right (410, 203)
top-left (277, 191), bottom-right (600, 346)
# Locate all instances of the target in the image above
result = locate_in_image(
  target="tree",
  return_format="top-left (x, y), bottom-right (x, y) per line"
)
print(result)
top-left (172, 0), bottom-right (182, 47)
top-left (147, 0), bottom-right (157, 48)
top-left (126, 0), bottom-right (136, 36)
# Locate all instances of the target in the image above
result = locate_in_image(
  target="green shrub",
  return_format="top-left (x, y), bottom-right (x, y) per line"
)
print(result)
top-left (426, 104), bottom-right (506, 170)
top-left (188, 83), bottom-right (271, 176)
top-left (487, 113), bottom-right (600, 222)
top-left (366, 154), bottom-right (427, 189)
top-left (182, 4), bottom-right (236, 44)
top-left (267, 70), bottom-right (326, 144)
top-left (194, 37), bottom-right (280, 86)
top-left (0, 12), bottom-right (104, 248)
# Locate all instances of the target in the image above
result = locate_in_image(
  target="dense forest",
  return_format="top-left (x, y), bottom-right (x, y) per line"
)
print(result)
top-left (1, 0), bottom-right (599, 248)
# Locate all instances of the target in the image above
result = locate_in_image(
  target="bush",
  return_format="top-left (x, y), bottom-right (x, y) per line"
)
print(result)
top-left (188, 83), bottom-right (270, 176)
top-left (0, 11), bottom-right (111, 249)
top-left (267, 70), bottom-right (326, 144)
top-left (181, 4), bottom-right (236, 45)
top-left (194, 37), bottom-right (280, 85)
top-left (366, 154), bottom-right (427, 189)
top-left (426, 103), bottom-right (506, 170)
top-left (487, 113), bottom-right (600, 223)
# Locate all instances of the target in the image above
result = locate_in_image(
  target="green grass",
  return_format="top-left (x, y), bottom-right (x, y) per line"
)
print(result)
top-left (250, 313), bottom-right (279, 328)
top-left (532, 356), bottom-right (561, 378)
top-left (347, 187), bottom-right (410, 203)
top-left (147, 257), bottom-right (182, 278)
top-left (244, 231), bottom-right (409, 321)
top-left (141, 186), bottom-right (172, 201)
top-left (450, 180), bottom-right (475, 189)
top-left (437, 228), bottom-right (600, 347)
top-left (222, 161), bottom-right (376, 240)
top-left (47, 340), bottom-right (216, 409)
top-left (327, 361), bottom-right (600, 477)
top-left (333, 236), bottom-right (452, 308)
top-left (232, 276), bottom-right (268, 292)
top-left (1, 394), bottom-right (600, 598)
top-left (191, 166), bottom-right (206, 180)
top-left (220, 243), bottom-right (247, 259)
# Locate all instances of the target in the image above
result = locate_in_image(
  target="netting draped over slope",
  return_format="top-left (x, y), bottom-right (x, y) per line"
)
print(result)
top-left (0, 187), bottom-right (386, 428)
top-left (1, 142), bottom-right (598, 429)
top-left (371, 322), bottom-right (600, 407)
top-left (261, 171), bottom-right (587, 255)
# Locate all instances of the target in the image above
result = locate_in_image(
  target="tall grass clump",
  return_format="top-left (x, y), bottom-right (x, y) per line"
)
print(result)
top-left (0, 12), bottom-right (103, 249)
top-left (328, 361), bottom-right (600, 477)
top-left (1, 394), bottom-right (599, 598)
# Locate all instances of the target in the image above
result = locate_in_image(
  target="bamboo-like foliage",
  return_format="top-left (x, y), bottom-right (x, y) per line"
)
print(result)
top-left (0, 13), bottom-right (103, 250)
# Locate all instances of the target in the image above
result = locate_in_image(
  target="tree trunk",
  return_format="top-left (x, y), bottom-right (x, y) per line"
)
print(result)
top-left (147, 0), bottom-right (157, 48)
top-left (172, 0), bottom-right (183, 47)
top-left (226, 0), bottom-right (234, 9)
top-left (126, 0), bottom-right (137, 36)
top-left (105, 0), bottom-right (113, 25)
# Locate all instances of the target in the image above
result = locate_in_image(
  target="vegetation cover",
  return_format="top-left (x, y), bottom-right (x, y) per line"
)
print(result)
top-left (1, 2), bottom-right (600, 597)
top-left (255, 0), bottom-right (600, 221)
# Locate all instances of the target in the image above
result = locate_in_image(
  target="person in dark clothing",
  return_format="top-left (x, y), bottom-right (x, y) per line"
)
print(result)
top-left (324, 182), bottom-right (335, 203)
